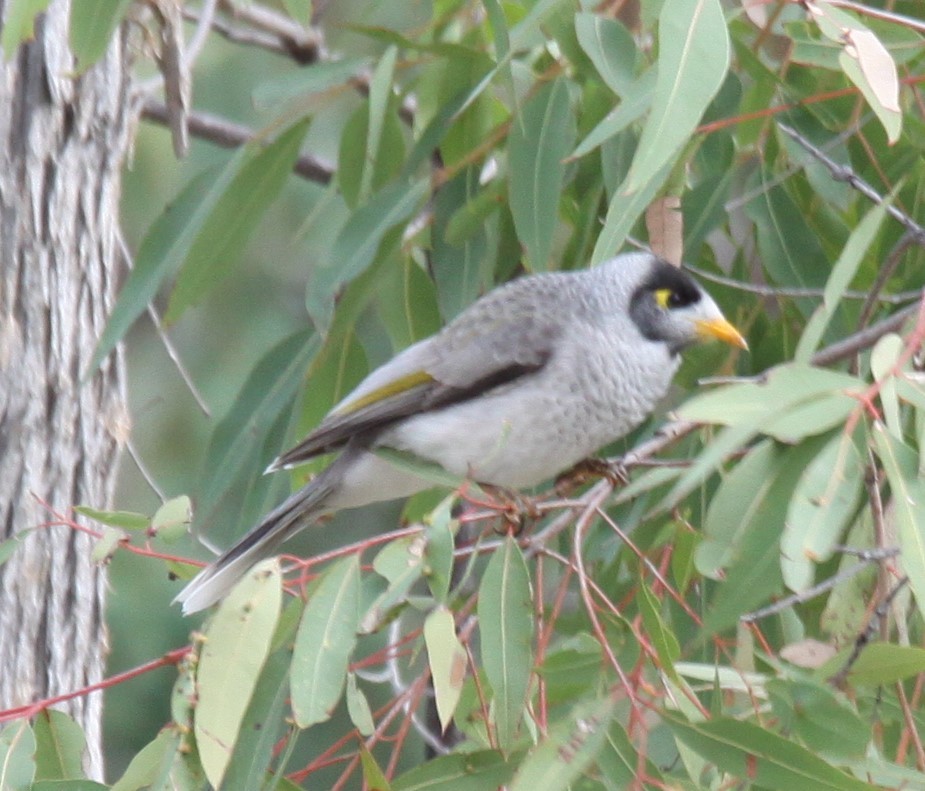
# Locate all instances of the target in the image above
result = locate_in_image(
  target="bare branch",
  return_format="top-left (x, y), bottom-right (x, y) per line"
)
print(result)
top-left (810, 298), bottom-right (923, 367)
top-left (741, 547), bottom-right (899, 623)
top-left (686, 264), bottom-right (922, 305)
top-left (211, 0), bottom-right (325, 63)
top-left (777, 122), bottom-right (925, 246)
top-left (140, 98), bottom-right (335, 184)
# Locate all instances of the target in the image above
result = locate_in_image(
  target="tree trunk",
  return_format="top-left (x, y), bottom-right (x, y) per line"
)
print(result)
top-left (0, 1), bottom-right (132, 777)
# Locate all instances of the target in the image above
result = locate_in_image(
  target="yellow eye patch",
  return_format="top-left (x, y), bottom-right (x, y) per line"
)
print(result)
top-left (654, 288), bottom-right (673, 309)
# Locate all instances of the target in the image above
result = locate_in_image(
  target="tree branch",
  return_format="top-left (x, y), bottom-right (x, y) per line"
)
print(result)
top-left (140, 98), bottom-right (335, 184)
top-left (777, 122), bottom-right (925, 246)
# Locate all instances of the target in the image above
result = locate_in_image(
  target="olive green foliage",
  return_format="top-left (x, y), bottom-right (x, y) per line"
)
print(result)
top-left (2, 0), bottom-right (925, 789)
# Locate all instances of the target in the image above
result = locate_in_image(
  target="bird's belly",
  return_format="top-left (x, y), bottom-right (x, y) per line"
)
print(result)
top-left (383, 374), bottom-right (667, 488)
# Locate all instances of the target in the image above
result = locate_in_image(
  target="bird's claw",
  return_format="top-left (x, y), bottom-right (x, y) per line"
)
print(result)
top-left (478, 485), bottom-right (540, 535)
top-left (554, 457), bottom-right (628, 494)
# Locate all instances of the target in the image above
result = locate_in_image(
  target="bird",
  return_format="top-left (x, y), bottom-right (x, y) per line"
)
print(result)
top-left (176, 252), bottom-right (746, 613)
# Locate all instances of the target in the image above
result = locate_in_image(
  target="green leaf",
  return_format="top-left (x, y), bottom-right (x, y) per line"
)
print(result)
top-left (196, 330), bottom-right (320, 542)
top-left (32, 782), bottom-right (109, 790)
top-left (291, 555), bottom-right (361, 728)
top-left (346, 673), bottom-right (375, 736)
top-left (423, 496), bottom-right (457, 603)
top-left (360, 744), bottom-right (392, 790)
top-left (508, 77), bottom-right (576, 271)
top-left (665, 714), bottom-right (878, 790)
top-left (33, 710), bottom-right (84, 781)
top-left (195, 559), bottom-right (282, 789)
top-left (74, 506), bottom-right (149, 531)
top-left (361, 534), bottom-right (426, 632)
top-left (637, 581), bottom-right (680, 676)
top-left (150, 496), bottom-right (192, 543)
top-left (574, 13), bottom-right (637, 96)
top-left (338, 62), bottom-right (404, 208)
top-left (871, 333), bottom-right (904, 439)
top-left (676, 364), bottom-right (862, 447)
top-left (361, 45), bottom-right (397, 202)
top-left (0, 722), bottom-right (36, 791)
top-left (308, 179), bottom-right (429, 333)
top-left (872, 423), bottom-right (925, 611)
top-left (432, 168), bottom-right (492, 321)
top-left (625, 0), bottom-right (730, 192)
top-left (782, 430), bottom-right (864, 592)
top-left (807, 1), bottom-right (901, 142)
top-left (220, 648), bottom-right (291, 791)
top-left (767, 679), bottom-right (868, 760)
top-left (744, 175), bottom-right (828, 308)
top-left (90, 525), bottom-right (125, 563)
top-left (424, 606), bottom-right (467, 732)
top-left (569, 72), bottom-right (655, 160)
top-left (700, 438), bottom-right (829, 634)
top-left (110, 729), bottom-right (182, 791)
top-left (509, 696), bottom-right (616, 791)
top-left (596, 719), bottom-right (663, 790)
top-left (376, 255), bottom-right (442, 349)
top-left (590, 157), bottom-right (675, 265)
top-left (165, 120), bottom-right (310, 322)
top-left (848, 643), bottom-right (925, 687)
top-left (478, 535), bottom-right (534, 749)
top-left (392, 751), bottom-right (516, 791)
top-left (795, 196), bottom-right (891, 362)
top-left (89, 168), bottom-right (217, 372)
top-left (253, 58), bottom-right (370, 109)
top-left (69, 0), bottom-right (131, 72)
top-left (1, 0), bottom-right (51, 54)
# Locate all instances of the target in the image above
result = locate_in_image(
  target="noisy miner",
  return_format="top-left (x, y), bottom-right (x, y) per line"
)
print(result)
top-left (177, 252), bottom-right (746, 613)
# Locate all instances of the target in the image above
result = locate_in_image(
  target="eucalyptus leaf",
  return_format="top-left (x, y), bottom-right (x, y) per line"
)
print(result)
top-left (291, 555), bottom-right (361, 728)
top-left (478, 536), bottom-right (534, 749)
top-left (508, 77), bottom-right (575, 271)
top-left (195, 559), bottom-right (282, 788)
top-left (666, 713), bottom-right (877, 790)
top-left (626, 0), bottom-right (730, 192)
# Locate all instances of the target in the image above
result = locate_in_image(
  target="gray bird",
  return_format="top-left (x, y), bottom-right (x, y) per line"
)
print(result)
top-left (177, 252), bottom-right (746, 613)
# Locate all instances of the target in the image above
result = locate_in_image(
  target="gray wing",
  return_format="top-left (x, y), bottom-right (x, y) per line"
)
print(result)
top-left (270, 272), bottom-right (580, 470)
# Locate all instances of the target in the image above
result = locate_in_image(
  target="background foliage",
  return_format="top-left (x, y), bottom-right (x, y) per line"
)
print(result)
top-left (2, 0), bottom-right (925, 788)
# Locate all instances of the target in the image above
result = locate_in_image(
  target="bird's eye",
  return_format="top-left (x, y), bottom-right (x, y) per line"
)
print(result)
top-left (654, 288), bottom-right (681, 309)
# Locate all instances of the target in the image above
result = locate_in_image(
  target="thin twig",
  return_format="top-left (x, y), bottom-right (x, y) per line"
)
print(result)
top-left (572, 487), bottom-right (639, 706)
top-left (146, 304), bottom-right (212, 416)
top-left (724, 118), bottom-right (868, 213)
top-left (810, 299), bottom-right (923, 367)
top-left (184, 0), bottom-right (220, 68)
top-left (685, 264), bottom-right (922, 305)
top-left (856, 231), bottom-right (920, 332)
top-left (825, 0), bottom-right (925, 34)
top-left (741, 547), bottom-right (899, 623)
top-left (777, 122), bottom-right (925, 245)
top-left (140, 98), bottom-right (335, 184)
top-left (214, 0), bottom-right (324, 63)
top-left (829, 576), bottom-right (909, 686)
top-left (124, 439), bottom-right (166, 502)
top-left (115, 230), bottom-right (211, 417)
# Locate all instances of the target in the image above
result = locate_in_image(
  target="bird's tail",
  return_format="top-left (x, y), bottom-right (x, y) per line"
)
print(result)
top-left (175, 462), bottom-right (342, 614)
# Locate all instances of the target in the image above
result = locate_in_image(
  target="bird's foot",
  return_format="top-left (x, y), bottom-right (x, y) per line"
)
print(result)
top-left (554, 457), bottom-right (628, 494)
top-left (476, 484), bottom-right (540, 535)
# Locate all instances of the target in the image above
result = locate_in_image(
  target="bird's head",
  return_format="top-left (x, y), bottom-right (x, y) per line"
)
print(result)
top-left (624, 256), bottom-right (748, 355)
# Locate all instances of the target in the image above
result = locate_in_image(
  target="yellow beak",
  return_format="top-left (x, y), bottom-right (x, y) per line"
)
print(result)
top-left (696, 317), bottom-right (748, 350)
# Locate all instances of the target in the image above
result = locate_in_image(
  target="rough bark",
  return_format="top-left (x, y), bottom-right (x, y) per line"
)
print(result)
top-left (0, 1), bottom-right (133, 777)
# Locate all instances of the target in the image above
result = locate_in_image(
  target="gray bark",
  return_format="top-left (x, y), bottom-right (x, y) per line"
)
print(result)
top-left (0, 1), bottom-right (133, 777)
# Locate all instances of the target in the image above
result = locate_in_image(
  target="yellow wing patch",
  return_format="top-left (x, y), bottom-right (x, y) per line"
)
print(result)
top-left (333, 370), bottom-right (435, 416)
